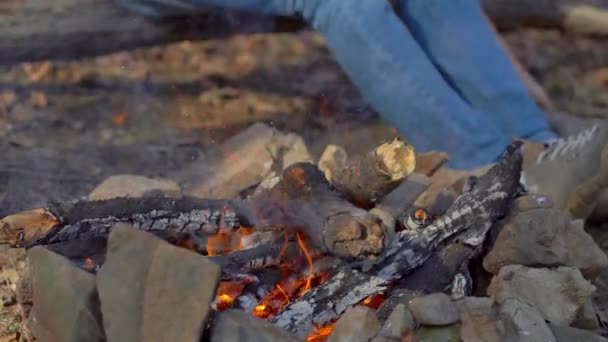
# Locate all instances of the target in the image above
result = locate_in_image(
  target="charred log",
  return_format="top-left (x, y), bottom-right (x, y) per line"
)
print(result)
top-left (376, 204), bottom-right (500, 321)
top-left (1, 195), bottom-right (255, 247)
top-left (209, 240), bottom-right (323, 278)
top-left (270, 142), bottom-right (522, 337)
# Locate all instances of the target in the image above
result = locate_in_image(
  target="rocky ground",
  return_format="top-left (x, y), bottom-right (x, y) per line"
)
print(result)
top-left (0, 27), bottom-right (607, 341)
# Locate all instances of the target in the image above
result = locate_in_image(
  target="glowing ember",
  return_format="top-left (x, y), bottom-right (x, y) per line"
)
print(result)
top-left (253, 304), bottom-right (271, 319)
top-left (215, 281), bottom-right (251, 312)
top-left (112, 111), bottom-right (127, 126)
top-left (307, 322), bottom-right (336, 342)
top-left (361, 294), bottom-right (385, 310)
top-left (216, 294), bottom-right (234, 312)
top-left (206, 227), bottom-right (257, 256)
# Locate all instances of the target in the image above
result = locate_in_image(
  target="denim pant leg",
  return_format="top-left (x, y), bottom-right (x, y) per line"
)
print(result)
top-left (300, 0), bottom-right (514, 168)
top-left (397, 0), bottom-right (558, 142)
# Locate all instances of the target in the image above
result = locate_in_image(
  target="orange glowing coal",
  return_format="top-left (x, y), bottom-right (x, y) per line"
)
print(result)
top-left (112, 111), bottom-right (128, 126)
top-left (206, 227), bottom-right (255, 256)
top-left (361, 294), bottom-right (386, 310)
top-left (307, 322), bottom-right (336, 342)
top-left (215, 281), bottom-right (251, 312)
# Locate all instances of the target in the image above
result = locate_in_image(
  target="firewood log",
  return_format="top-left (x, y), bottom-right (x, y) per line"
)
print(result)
top-left (330, 138), bottom-right (416, 207)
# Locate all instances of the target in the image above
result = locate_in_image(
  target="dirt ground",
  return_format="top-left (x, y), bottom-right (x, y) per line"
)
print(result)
top-left (0, 27), bottom-right (607, 339)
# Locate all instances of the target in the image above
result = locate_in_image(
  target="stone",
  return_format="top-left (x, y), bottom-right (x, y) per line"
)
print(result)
top-left (408, 293), bottom-right (460, 326)
top-left (97, 224), bottom-right (221, 342)
top-left (27, 246), bottom-right (105, 342)
top-left (377, 304), bottom-right (416, 340)
top-left (328, 306), bottom-right (381, 342)
top-left (566, 219), bottom-right (608, 278)
top-left (488, 265), bottom-right (596, 325)
top-left (496, 298), bottom-right (556, 342)
top-left (88, 175), bottom-right (181, 200)
top-left (571, 298), bottom-right (600, 330)
top-left (210, 309), bottom-right (300, 342)
top-left (483, 205), bottom-right (607, 279)
top-left (456, 297), bottom-right (499, 342)
top-left (415, 325), bottom-right (461, 342)
top-left (414, 151), bottom-right (449, 176)
top-left (549, 324), bottom-right (608, 342)
top-left (180, 123), bottom-right (312, 199)
top-left (511, 194), bottom-right (554, 211)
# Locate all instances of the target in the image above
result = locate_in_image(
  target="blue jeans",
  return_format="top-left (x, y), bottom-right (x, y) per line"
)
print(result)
top-left (118, 0), bottom-right (557, 169)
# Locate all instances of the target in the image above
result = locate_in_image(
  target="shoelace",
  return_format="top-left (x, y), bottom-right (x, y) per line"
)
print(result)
top-left (536, 124), bottom-right (599, 163)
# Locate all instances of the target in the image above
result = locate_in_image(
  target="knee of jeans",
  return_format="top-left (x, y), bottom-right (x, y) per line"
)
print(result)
top-left (301, 0), bottom-right (394, 30)
top-left (404, 0), bottom-right (482, 19)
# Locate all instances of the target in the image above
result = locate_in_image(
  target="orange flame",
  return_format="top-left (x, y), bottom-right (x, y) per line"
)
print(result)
top-left (307, 322), bottom-right (336, 342)
top-left (215, 281), bottom-right (250, 312)
top-left (361, 294), bottom-right (385, 310)
top-left (112, 111), bottom-right (127, 126)
top-left (296, 232), bottom-right (313, 294)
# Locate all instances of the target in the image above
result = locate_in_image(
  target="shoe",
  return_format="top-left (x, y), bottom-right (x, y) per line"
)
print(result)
top-left (521, 122), bottom-right (608, 219)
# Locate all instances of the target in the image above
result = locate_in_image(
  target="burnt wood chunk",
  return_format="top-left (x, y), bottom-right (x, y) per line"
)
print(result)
top-left (251, 162), bottom-right (387, 260)
top-left (270, 142), bottom-right (523, 337)
top-left (330, 138), bottom-right (416, 207)
top-left (3, 196), bottom-right (255, 247)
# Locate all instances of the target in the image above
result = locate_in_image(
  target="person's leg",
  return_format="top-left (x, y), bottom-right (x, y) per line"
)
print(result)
top-left (397, 0), bottom-right (558, 142)
top-left (298, 0), bottom-right (513, 169)
top-left (117, 0), bottom-right (511, 168)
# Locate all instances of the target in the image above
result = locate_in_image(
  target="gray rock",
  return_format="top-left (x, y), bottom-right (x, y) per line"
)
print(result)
top-left (328, 306), bottom-right (381, 342)
top-left (456, 297), bottom-right (498, 342)
top-left (483, 206), bottom-right (608, 278)
top-left (97, 224), bottom-right (221, 342)
top-left (549, 324), bottom-right (608, 342)
top-left (415, 325), bottom-right (461, 342)
top-left (571, 298), bottom-right (600, 330)
top-left (483, 203), bottom-right (608, 278)
top-left (496, 298), bottom-right (556, 342)
top-left (566, 219), bottom-right (608, 279)
top-left (488, 265), bottom-right (595, 326)
top-left (511, 194), bottom-right (554, 211)
top-left (377, 304), bottom-right (416, 340)
top-left (27, 246), bottom-right (105, 342)
top-left (210, 309), bottom-right (301, 342)
top-left (409, 293), bottom-right (460, 326)
top-left (88, 174), bottom-right (181, 200)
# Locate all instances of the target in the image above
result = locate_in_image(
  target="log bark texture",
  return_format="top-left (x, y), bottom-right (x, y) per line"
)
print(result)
top-left (1, 0), bottom-right (606, 66)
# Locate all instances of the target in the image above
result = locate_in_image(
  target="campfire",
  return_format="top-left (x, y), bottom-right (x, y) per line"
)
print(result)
top-left (1, 120), bottom-right (564, 342)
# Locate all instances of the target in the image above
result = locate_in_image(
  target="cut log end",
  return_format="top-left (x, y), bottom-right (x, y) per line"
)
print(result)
top-left (326, 212), bottom-right (385, 260)
top-left (376, 138), bottom-right (416, 181)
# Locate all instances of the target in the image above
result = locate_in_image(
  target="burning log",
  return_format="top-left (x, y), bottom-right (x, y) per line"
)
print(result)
top-left (209, 239), bottom-right (323, 278)
top-left (330, 138), bottom-right (416, 207)
top-left (251, 162), bottom-right (387, 260)
top-left (270, 142), bottom-right (523, 337)
top-left (376, 202), bottom-right (500, 321)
